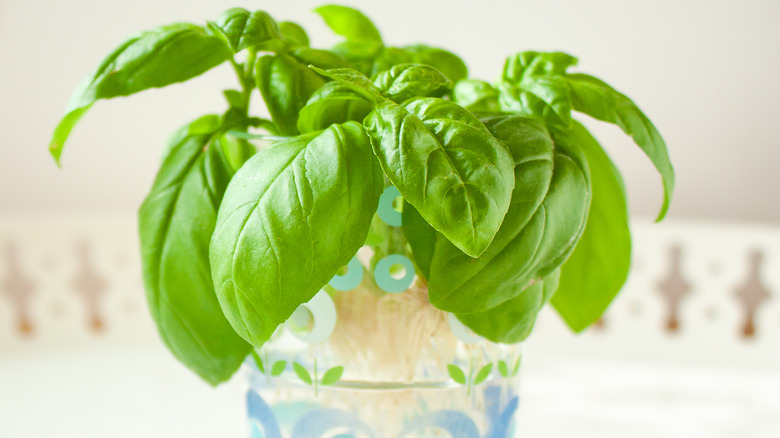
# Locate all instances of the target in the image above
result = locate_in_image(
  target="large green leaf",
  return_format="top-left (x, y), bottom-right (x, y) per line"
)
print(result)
top-left (453, 80), bottom-right (500, 113)
top-left (503, 51), bottom-right (577, 78)
top-left (363, 98), bottom-right (515, 258)
top-left (456, 269), bottom-right (561, 343)
top-left (314, 5), bottom-right (383, 44)
top-left (207, 8), bottom-right (281, 53)
top-left (255, 54), bottom-right (328, 135)
top-left (427, 115), bottom-right (590, 313)
top-left (289, 47), bottom-right (349, 70)
top-left (330, 40), bottom-right (385, 76)
top-left (498, 51), bottom-right (577, 127)
top-left (371, 45), bottom-right (468, 82)
top-left (309, 66), bottom-right (383, 101)
top-left (552, 121), bottom-right (631, 331)
top-left (567, 73), bottom-right (674, 220)
top-left (372, 64), bottom-right (452, 103)
top-left (297, 82), bottom-right (373, 133)
top-left (49, 23), bottom-right (232, 164)
top-left (138, 119), bottom-right (251, 385)
top-left (209, 122), bottom-right (383, 348)
top-left (279, 21), bottom-right (309, 47)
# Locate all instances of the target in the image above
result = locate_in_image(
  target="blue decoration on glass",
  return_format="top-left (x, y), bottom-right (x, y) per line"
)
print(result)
top-left (377, 186), bottom-right (403, 226)
top-left (247, 391), bottom-right (283, 438)
top-left (246, 384), bottom-right (519, 438)
top-left (373, 254), bottom-right (415, 293)
top-left (328, 257), bottom-right (364, 291)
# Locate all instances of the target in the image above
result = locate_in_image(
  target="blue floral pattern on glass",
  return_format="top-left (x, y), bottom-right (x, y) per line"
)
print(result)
top-left (247, 381), bottom-right (519, 438)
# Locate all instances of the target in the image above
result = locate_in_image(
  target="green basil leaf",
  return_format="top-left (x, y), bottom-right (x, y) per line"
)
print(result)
top-left (255, 54), bottom-right (327, 135)
top-left (552, 122), bottom-right (631, 331)
top-left (161, 114), bottom-right (221, 160)
top-left (279, 21), bottom-right (309, 47)
top-left (498, 51), bottom-right (577, 127)
top-left (314, 5), bottom-right (383, 44)
top-left (363, 98), bottom-right (515, 258)
top-left (372, 64), bottom-right (453, 103)
top-left (293, 362), bottom-right (313, 385)
top-left (399, 45), bottom-right (468, 82)
top-left (207, 8), bottom-right (281, 53)
top-left (371, 46), bottom-right (467, 82)
top-left (473, 363), bottom-right (494, 385)
top-left (209, 122), bottom-right (383, 348)
top-left (567, 73), bottom-right (674, 220)
top-left (453, 80), bottom-right (500, 113)
top-left (297, 82), bottom-right (373, 133)
top-left (331, 40), bottom-right (384, 76)
top-left (291, 47), bottom-right (348, 70)
top-left (320, 366), bottom-right (344, 386)
top-left (456, 269), bottom-right (560, 343)
top-left (372, 45), bottom-right (468, 82)
top-left (49, 23), bottom-right (232, 164)
top-left (401, 202), bottom-right (436, 281)
top-left (139, 121), bottom-right (250, 386)
top-left (427, 116), bottom-right (590, 313)
top-left (222, 89), bottom-right (244, 109)
top-left (503, 51), bottom-right (577, 79)
top-left (216, 133), bottom-right (256, 173)
top-left (369, 46), bottom-right (411, 75)
top-left (447, 364), bottom-right (466, 384)
top-left (308, 66), bottom-right (384, 102)
top-left (498, 77), bottom-right (571, 127)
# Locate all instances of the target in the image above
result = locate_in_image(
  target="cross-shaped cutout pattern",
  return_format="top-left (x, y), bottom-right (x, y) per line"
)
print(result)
top-left (656, 245), bottom-right (692, 333)
top-left (1, 243), bottom-right (36, 335)
top-left (734, 249), bottom-right (771, 338)
top-left (71, 240), bottom-right (108, 332)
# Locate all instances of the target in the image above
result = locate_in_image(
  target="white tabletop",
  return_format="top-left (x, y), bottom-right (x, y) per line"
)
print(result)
top-left (2, 343), bottom-right (778, 438)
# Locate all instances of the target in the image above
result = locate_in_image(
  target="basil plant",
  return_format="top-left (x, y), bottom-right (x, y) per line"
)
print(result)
top-left (49, 5), bottom-right (674, 385)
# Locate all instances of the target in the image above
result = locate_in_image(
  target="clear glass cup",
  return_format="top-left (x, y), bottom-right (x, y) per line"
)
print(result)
top-left (243, 186), bottom-right (523, 437)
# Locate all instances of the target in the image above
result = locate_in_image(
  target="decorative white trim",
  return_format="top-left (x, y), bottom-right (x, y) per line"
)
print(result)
top-left (2, 215), bottom-right (778, 369)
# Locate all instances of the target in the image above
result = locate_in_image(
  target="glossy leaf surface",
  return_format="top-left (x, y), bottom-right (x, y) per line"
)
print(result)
top-left (453, 80), bottom-right (500, 113)
top-left (428, 115), bottom-right (590, 313)
top-left (364, 97), bottom-right (515, 257)
top-left (372, 64), bottom-right (452, 103)
top-left (207, 8), bottom-right (281, 53)
top-left (279, 21), bottom-right (309, 47)
top-left (209, 122), bottom-right (383, 348)
top-left (255, 54), bottom-right (327, 135)
top-left (314, 5), bottom-right (383, 43)
top-left (552, 122), bottom-right (631, 331)
top-left (567, 73), bottom-right (674, 220)
top-left (139, 120), bottom-right (250, 385)
top-left (456, 269), bottom-right (560, 343)
top-left (297, 82), bottom-right (373, 133)
top-left (50, 23), bottom-right (232, 163)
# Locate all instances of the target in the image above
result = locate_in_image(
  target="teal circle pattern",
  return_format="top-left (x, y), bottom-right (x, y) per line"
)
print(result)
top-left (374, 255), bottom-right (415, 293)
top-left (377, 186), bottom-right (403, 226)
top-left (328, 257), bottom-right (363, 291)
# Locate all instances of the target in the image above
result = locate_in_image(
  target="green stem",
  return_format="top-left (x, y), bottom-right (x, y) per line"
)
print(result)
top-left (241, 50), bottom-right (257, 112)
top-left (265, 351), bottom-right (270, 384)
top-left (467, 357), bottom-right (474, 396)
top-left (314, 358), bottom-right (319, 397)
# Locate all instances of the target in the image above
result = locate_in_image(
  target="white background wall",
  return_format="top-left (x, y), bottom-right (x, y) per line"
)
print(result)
top-left (1, 0), bottom-right (778, 223)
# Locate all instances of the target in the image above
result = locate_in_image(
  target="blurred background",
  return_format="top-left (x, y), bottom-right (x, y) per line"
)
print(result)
top-left (1, 0), bottom-right (778, 437)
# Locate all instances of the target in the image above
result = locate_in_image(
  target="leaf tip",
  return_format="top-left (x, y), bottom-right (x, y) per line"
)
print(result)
top-left (49, 142), bottom-right (63, 167)
top-left (654, 179), bottom-right (674, 222)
